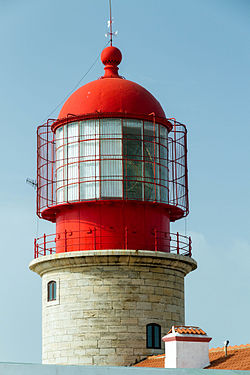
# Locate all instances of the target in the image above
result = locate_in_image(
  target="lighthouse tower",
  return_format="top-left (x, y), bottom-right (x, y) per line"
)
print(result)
top-left (30, 45), bottom-right (196, 366)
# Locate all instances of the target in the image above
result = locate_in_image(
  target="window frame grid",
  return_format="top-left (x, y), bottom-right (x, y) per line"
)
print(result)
top-left (55, 119), bottom-right (169, 205)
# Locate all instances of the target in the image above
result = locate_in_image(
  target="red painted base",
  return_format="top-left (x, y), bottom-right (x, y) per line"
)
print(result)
top-left (55, 201), bottom-right (170, 253)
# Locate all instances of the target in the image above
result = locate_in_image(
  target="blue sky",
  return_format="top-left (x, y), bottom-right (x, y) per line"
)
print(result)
top-left (0, 0), bottom-right (249, 363)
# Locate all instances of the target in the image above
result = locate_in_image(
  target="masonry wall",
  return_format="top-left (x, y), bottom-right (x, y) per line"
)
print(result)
top-left (30, 250), bottom-right (196, 366)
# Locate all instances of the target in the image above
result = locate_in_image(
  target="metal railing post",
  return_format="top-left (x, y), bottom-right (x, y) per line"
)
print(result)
top-left (43, 233), bottom-right (46, 256)
top-left (154, 228), bottom-right (157, 251)
top-left (34, 238), bottom-right (37, 258)
top-left (189, 236), bottom-right (192, 256)
top-left (65, 230), bottom-right (67, 252)
top-left (125, 226), bottom-right (128, 250)
top-left (177, 232), bottom-right (179, 255)
top-left (94, 227), bottom-right (96, 250)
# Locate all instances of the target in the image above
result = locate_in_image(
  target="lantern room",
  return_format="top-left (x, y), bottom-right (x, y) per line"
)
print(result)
top-left (35, 46), bottom-right (190, 255)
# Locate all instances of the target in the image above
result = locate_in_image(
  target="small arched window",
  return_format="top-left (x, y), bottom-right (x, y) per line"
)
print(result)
top-left (146, 323), bottom-right (161, 349)
top-left (47, 281), bottom-right (56, 301)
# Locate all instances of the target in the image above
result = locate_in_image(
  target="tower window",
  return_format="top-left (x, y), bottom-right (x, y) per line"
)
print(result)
top-left (146, 323), bottom-right (161, 349)
top-left (47, 281), bottom-right (56, 301)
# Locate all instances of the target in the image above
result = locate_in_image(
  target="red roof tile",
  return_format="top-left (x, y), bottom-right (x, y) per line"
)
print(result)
top-left (166, 326), bottom-right (207, 335)
top-left (207, 345), bottom-right (250, 370)
top-left (134, 355), bottom-right (165, 368)
top-left (134, 344), bottom-right (250, 370)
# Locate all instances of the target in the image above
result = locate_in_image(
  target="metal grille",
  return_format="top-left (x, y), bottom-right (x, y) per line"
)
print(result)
top-left (168, 122), bottom-right (188, 214)
top-left (37, 120), bottom-right (56, 216)
top-left (37, 117), bottom-right (188, 218)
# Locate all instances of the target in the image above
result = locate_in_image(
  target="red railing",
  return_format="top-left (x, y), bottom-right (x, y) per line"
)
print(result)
top-left (34, 230), bottom-right (192, 259)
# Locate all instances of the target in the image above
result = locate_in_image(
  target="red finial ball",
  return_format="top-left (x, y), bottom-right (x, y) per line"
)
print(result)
top-left (101, 46), bottom-right (122, 66)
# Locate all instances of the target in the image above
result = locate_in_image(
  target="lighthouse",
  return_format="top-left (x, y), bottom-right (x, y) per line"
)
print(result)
top-left (30, 45), bottom-right (197, 366)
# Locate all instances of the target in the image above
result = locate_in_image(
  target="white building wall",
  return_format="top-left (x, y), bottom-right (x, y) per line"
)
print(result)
top-left (164, 341), bottom-right (177, 368)
top-left (165, 340), bottom-right (210, 369)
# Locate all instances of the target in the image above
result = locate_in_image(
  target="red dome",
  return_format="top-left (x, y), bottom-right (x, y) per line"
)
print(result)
top-left (58, 78), bottom-right (166, 119)
top-left (58, 46), bottom-right (166, 120)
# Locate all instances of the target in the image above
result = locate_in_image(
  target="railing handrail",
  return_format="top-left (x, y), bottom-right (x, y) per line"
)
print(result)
top-left (34, 229), bottom-right (192, 259)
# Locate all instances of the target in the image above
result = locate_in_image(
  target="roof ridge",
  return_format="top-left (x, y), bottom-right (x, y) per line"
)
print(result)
top-left (150, 355), bottom-right (165, 359)
top-left (166, 325), bottom-right (207, 336)
top-left (171, 325), bottom-right (202, 328)
top-left (210, 344), bottom-right (250, 352)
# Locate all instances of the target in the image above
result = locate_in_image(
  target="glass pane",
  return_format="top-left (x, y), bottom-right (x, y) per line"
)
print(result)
top-left (80, 182), bottom-right (99, 200)
top-left (57, 188), bottom-right (64, 204)
top-left (124, 160), bottom-right (142, 200)
top-left (68, 163), bottom-right (78, 181)
top-left (101, 139), bottom-right (121, 158)
top-left (100, 119), bottom-right (122, 198)
top-left (66, 124), bottom-right (79, 202)
top-left (144, 161), bottom-right (154, 201)
top-left (144, 183), bottom-right (154, 201)
top-left (79, 120), bottom-right (100, 200)
top-left (80, 119), bottom-right (99, 139)
top-left (123, 120), bottom-right (142, 160)
top-left (80, 161), bottom-right (96, 180)
top-left (123, 120), bottom-right (143, 200)
top-left (101, 118), bottom-right (122, 138)
top-left (144, 122), bottom-right (155, 162)
top-left (160, 125), bottom-right (168, 146)
top-left (160, 185), bottom-right (168, 204)
top-left (56, 166), bottom-right (64, 188)
top-left (68, 143), bottom-right (78, 159)
top-left (67, 123), bottom-right (78, 138)
top-left (56, 148), bottom-right (64, 168)
top-left (147, 325), bottom-right (153, 348)
top-left (48, 283), bottom-right (52, 301)
top-left (145, 121), bottom-right (159, 142)
top-left (53, 282), bottom-right (56, 300)
top-left (101, 160), bottom-right (122, 197)
top-left (144, 122), bottom-right (160, 202)
top-left (80, 161), bottom-right (99, 199)
top-left (81, 139), bottom-right (97, 158)
top-left (56, 127), bottom-right (64, 147)
top-left (154, 325), bottom-right (160, 348)
top-left (101, 160), bottom-right (122, 178)
top-left (68, 184), bottom-right (78, 201)
top-left (101, 181), bottom-right (122, 198)
top-left (160, 145), bottom-right (168, 165)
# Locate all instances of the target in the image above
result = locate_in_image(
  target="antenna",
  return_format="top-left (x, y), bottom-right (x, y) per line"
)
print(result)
top-left (109, 0), bottom-right (113, 46)
top-left (26, 177), bottom-right (37, 190)
top-left (105, 0), bottom-right (118, 45)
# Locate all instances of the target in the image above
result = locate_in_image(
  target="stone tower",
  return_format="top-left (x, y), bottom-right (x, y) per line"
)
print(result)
top-left (30, 45), bottom-right (197, 366)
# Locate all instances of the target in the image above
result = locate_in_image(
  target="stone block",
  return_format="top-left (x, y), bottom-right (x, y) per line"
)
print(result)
top-left (97, 339), bottom-right (112, 348)
top-left (120, 317), bottom-right (138, 325)
top-left (78, 357), bottom-right (93, 365)
top-left (136, 302), bottom-right (152, 310)
top-left (108, 325), bottom-right (128, 333)
top-left (100, 348), bottom-right (116, 355)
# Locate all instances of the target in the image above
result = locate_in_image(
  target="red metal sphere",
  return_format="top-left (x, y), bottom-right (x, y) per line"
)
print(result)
top-left (101, 46), bottom-right (122, 66)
